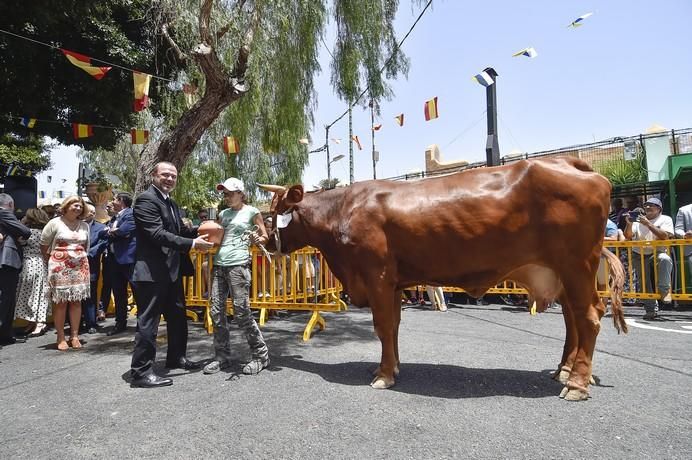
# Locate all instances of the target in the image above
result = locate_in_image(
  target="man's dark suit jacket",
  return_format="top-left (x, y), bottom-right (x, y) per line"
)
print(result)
top-left (132, 185), bottom-right (196, 283)
top-left (0, 208), bottom-right (31, 270)
top-left (100, 207), bottom-right (136, 265)
top-left (88, 220), bottom-right (108, 282)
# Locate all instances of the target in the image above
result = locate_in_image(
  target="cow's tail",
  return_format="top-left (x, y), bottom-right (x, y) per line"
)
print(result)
top-left (601, 247), bottom-right (628, 334)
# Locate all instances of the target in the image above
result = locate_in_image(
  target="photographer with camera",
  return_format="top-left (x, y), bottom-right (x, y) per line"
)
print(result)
top-left (624, 197), bottom-right (674, 320)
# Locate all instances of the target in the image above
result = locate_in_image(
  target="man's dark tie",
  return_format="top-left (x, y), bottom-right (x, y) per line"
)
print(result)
top-left (166, 197), bottom-right (179, 232)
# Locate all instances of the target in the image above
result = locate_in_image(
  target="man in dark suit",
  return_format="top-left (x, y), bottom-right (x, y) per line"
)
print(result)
top-left (101, 192), bottom-right (137, 335)
top-left (82, 204), bottom-right (108, 334)
top-left (129, 162), bottom-right (213, 388)
top-left (0, 193), bottom-right (32, 345)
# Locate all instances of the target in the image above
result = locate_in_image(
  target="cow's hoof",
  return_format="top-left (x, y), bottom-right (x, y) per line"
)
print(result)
top-left (371, 365), bottom-right (400, 377)
top-left (563, 388), bottom-right (590, 401)
top-left (370, 376), bottom-right (395, 389)
top-left (552, 366), bottom-right (570, 384)
top-left (559, 386), bottom-right (569, 398)
top-left (589, 375), bottom-right (595, 385)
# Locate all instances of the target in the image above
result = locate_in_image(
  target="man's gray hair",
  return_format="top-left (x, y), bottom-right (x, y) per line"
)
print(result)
top-left (0, 193), bottom-right (14, 208)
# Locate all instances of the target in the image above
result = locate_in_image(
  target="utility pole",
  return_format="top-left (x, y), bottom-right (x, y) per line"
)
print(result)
top-left (370, 98), bottom-right (377, 179)
top-left (484, 67), bottom-right (500, 167)
top-left (348, 102), bottom-right (354, 184)
top-left (325, 125), bottom-right (331, 182)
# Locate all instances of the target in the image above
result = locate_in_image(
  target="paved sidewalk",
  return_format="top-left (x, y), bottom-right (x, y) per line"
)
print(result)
top-left (1, 303), bottom-right (691, 459)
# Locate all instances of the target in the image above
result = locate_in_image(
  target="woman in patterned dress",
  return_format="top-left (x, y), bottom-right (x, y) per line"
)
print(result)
top-left (15, 208), bottom-right (51, 336)
top-left (40, 196), bottom-right (90, 351)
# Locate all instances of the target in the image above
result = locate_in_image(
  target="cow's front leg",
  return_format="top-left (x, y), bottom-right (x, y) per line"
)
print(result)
top-left (554, 293), bottom-right (577, 385)
top-left (371, 291), bottom-right (402, 378)
top-left (370, 292), bottom-right (399, 389)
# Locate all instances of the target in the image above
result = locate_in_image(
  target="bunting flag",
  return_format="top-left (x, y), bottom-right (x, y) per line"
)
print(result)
top-left (223, 136), bottom-right (240, 155)
top-left (372, 124), bottom-right (382, 131)
top-left (61, 49), bottom-right (112, 80)
top-left (72, 123), bottom-right (93, 139)
top-left (424, 97), bottom-right (439, 121)
top-left (473, 71), bottom-right (495, 87)
top-left (182, 84), bottom-right (197, 108)
top-left (130, 129), bottom-right (149, 144)
top-left (352, 135), bottom-right (362, 150)
top-left (20, 117), bottom-right (37, 128)
top-left (133, 72), bottom-right (152, 112)
top-left (395, 114), bottom-right (404, 126)
top-left (568, 12), bottom-right (593, 28)
top-left (298, 138), bottom-right (309, 145)
top-left (512, 47), bottom-right (538, 58)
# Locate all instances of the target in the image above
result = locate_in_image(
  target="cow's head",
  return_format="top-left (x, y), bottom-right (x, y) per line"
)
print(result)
top-left (258, 183), bottom-right (305, 254)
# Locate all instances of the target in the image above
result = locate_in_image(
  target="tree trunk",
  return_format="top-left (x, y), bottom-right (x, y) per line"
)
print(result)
top-left (134, 0), bottom-right (255, 194)
top-left (134, 86), bottom-right (237, 193)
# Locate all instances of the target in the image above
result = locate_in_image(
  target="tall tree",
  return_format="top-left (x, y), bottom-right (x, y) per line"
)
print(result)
top-left (134, 0), bottom-right (412, 192)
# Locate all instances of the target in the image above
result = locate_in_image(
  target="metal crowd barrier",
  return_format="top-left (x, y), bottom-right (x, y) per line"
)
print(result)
top-left (185, 247), bottom-right (347, 341)
top-left (412, 239), bottom-right (692, 303)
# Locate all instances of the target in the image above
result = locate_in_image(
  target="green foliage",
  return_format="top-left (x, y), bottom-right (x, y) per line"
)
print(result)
top-left (318, 177), bottom-right (340, 190)
top-left (593, 155), bottom-right (647, 185)
top-left (0, 134), bottom-right (51, 176)
top-left (172, 156), bottom-right (223, 214)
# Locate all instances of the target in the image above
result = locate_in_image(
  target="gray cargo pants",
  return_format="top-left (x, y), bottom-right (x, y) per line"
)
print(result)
top-left (210, 265), bottom-right (269, 363)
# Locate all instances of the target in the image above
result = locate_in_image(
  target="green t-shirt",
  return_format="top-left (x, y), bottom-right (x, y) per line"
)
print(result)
top-left (213, 205), bottom-right (260, 266)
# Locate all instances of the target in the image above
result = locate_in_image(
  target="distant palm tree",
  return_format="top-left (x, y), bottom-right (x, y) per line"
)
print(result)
top-left (317, 178), bottom-right (340, 190)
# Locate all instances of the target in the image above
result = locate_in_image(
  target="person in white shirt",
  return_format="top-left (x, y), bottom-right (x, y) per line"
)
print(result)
top-left (624, 197), bottom-right (674, 320)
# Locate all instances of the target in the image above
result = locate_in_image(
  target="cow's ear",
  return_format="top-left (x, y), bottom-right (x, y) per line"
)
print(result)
top-left (285, 185), bottom-right (304, 206)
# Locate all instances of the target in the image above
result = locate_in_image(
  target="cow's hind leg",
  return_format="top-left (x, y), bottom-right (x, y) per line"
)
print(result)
top-left (369, 288), bottom-right (400, 390)
top-left (553, 291), bottom-right (577, 385)
top-left (560, 278), bottom-right (605, 401)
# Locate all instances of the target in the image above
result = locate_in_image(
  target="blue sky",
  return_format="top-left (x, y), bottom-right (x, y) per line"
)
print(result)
top-left (37, 0), bottom-right (692, 198)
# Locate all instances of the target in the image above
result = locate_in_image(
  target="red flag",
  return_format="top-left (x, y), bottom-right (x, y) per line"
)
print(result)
top-left (72, 123), bottom-right (93, 139)
top-left (395, 114), bottom-right (404, 126)
top-left (424, 97), bottom-right (439, 121)
top-left (61, 49), bottom-right (111, 80)
top-left (372, 124), bottom-right (382, 131)
top-left (133, 72), bottom-right (152, 112)
top-left (223, 136), bottom-right (240, 154)
top-left (351, 135), bottom-right (362, 150)
top-left (130, 129), bottom-right (149, 144)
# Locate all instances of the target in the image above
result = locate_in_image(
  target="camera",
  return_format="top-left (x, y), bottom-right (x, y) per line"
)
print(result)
top-left (628, 211), bottom-right (641, 219)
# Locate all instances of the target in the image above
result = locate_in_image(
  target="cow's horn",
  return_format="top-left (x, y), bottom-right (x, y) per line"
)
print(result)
top-left (257, 184), bottom-right (287, 194)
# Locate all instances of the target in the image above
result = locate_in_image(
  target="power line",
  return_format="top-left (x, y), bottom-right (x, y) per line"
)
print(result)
top-left (0, 28), bottom-right (174, 82)
top-left (326, 0), bottom-right (433, 129)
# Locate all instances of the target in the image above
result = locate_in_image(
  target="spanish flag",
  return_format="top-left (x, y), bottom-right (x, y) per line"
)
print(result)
top-left (72, 123), bottom-right (93, 139)
top-left (61, 49), bottom-right (112, 80)
top-left (130, 129), bottom-right (149, 144)
top-left (372, 124), bottom-right (382, 131)
top-left (223, 136), bottom-right (240, 155)
top-left (352, 135), bottom-right (362, 151)
top-left (20, 117), bottom-right (37, 128)
top-left (424, 97), bottom-right (439, 121)
top-left (133, 72), bottom-right (152, 112)
top-left (395, 114), bottom-right (404, 126)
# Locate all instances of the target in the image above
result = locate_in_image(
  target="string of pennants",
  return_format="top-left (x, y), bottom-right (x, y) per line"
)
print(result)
top-left (4, 11), bottom-right (595, 157)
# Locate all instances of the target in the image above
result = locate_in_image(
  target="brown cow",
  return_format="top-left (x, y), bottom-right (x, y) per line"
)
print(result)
top-left (260, 157), bottom-right (627, 401)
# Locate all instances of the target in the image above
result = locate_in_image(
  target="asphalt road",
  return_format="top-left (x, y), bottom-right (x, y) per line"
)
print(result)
top-left (1, 302), bottom-right (691, 459)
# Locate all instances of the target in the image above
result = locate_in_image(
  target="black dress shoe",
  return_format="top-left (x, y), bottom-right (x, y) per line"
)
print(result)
top-left (130, 373), bottom-right (173, 388)
top-left (165, 357), bottom-right (202, 370)
top-left (106, 324), bottom-right (127, 336)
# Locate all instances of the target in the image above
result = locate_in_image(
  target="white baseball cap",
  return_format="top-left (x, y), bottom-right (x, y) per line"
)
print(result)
top-left (216, 177), bottom-right (245, 193)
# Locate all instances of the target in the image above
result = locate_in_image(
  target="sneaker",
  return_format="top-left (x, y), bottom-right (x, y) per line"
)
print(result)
top-left (203, 360), bottom-right (231, 375)
top-left (242, 357), bottom-right (270, 375)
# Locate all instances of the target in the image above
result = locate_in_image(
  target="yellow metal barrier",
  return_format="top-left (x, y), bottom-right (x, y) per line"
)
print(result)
top-left (185, 247), bottom-right (347, 341)
top-left (412, 239), bottom-right (692, 303)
